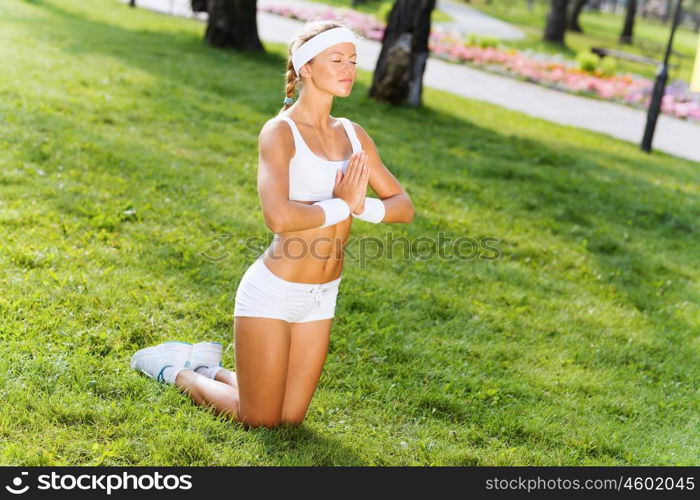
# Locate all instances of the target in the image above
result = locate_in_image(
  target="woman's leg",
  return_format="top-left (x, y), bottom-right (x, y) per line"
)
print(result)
top-left (281, 318), bottom-right (333, 426)
top-left (174, 369), bottom-right (240, 419)
top-left (234, 316), bottom-right (291, 428)
top-left (174, 316), bottom-right (291, 428)
top-left (212, 368), bottom-right (238, 390)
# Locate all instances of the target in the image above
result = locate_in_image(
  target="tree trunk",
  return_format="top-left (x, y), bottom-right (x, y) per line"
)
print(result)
top-left (544, 0), bottom-right (570, 44)
top-left (129, 0), bottom-right (136, 6)
top-left (619, 0), bottom-right (637, 44)
top-left (369, 0), bottom-right (435, 107)
top-left (205, 0), bottom-right (264, 51)
top-left (568, 0), bottom-right (588, 32)
top-left (192, 0), bottom-right (207, 12)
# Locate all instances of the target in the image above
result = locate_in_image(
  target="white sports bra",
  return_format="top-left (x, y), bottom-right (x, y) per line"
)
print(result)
top-left (278, 115), bottom-right (362, 202)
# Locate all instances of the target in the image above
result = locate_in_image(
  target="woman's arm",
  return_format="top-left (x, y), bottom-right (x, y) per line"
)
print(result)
top-left (351, 122), bottom-right (415, 224)
top-left (257, 119), bottom-right (339, 233)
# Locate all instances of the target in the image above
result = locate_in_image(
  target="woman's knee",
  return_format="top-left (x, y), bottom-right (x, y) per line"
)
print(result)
top-left (219, 392), bottom-right (240, 416)
top-left (280, 409), bottom-right (307, 427)
top-left (237, 405), bottom-right (284, 429)
top-left (240, 415), bottom-right (283, 429)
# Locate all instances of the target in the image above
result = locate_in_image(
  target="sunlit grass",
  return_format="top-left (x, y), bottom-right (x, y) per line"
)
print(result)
top-left (0, 0), bottom-right (698, 465)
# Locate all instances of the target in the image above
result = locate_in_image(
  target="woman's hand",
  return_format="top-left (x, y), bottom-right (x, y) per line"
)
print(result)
top-left (333, 151), bottom-right (369, 215)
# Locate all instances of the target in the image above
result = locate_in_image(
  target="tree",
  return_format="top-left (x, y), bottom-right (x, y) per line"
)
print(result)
top-left (544, 0), bottom-right (570, 44)
top-left (129, 0), bottom-right (136, 6)
top-left (192, 0), bottom-right (207, 12)
top-left (369, 0), bottom-right (436, 107)
top-left (568, 0), bottom-right (588, 32)
top-left (204, 0), bottom-right (264, 50)
top-left (619, 0), bottom-right (637, 44)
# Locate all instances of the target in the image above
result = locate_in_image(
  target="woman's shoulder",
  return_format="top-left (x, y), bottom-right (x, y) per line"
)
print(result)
top-left (258, 116), bottom-right (295, 155)
top-left (261, 114), bottom-right (292, 131)
top-left (259, 115), bottom-right (295, 141)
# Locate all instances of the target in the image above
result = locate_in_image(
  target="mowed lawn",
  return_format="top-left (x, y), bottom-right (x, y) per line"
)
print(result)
top-left (0, 0), bottom-right (699, 466)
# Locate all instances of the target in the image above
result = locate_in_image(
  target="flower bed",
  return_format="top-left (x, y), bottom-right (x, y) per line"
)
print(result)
top-left (258, 2), bottom-right (700, 123)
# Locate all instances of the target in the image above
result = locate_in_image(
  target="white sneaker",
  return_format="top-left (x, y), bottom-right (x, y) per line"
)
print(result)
top-left (130, 341), bottom-right (193, 383)
top-left (189, 341), bottom-right (223, 371)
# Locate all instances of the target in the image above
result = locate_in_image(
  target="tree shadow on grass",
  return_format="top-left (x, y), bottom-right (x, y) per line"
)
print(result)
top-left (249, 424), bottom-right (367, 465)
top-left (20, 0), bottom-right (285, 101)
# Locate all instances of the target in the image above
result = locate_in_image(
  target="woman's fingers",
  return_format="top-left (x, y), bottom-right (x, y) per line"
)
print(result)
top-left (348, 152), bottom-right (363, 184)
top-left (334, 169), bottom-right (343, 188)
top-left (358, 153), bottom-right (369, 185)
top-left (351, 152), bottom-right (366, 184)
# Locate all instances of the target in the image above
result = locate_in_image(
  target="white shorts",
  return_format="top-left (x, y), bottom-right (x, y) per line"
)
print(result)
top-left (233, 257), bottom-right (342, 323)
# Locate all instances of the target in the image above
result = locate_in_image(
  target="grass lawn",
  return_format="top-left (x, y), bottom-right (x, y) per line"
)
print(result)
top-left (1, 0), bottom-right (699, 466)
top-left (313, 0), bottom-right (455, 23)
top-left (466, 0), bottom-right (699, 84)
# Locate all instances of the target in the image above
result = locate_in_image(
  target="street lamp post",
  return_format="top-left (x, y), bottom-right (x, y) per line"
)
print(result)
top-left (640, 0), bottom-right (684, 153)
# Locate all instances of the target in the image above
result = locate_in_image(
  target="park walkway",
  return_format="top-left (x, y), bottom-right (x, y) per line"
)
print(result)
top-left (434, 0), bottom-right (525, 40)
top-left (122, 0), bottom-right (700, 164)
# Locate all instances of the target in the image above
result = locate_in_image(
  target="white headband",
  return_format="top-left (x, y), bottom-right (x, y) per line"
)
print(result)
top-left (292, 26), bottom-right (358, 74)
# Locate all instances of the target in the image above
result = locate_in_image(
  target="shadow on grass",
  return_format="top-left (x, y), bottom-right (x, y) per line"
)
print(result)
top-left (251, 424), bottom-right (367, 465)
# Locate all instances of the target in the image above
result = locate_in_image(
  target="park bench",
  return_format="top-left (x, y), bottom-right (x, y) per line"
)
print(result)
top-left (590, 46), bottom-right (681, 70)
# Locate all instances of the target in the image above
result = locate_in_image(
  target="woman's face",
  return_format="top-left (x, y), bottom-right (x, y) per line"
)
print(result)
top-left (305, 42), bottom-right (357, 96)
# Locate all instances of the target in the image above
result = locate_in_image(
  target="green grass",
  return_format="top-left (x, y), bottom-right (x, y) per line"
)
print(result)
top-left (1, 0), bottom-right (699, 466)
top-left (467, 0), bottom-right (699, 84)
top-left (309, 0), bottom-right (454, 23)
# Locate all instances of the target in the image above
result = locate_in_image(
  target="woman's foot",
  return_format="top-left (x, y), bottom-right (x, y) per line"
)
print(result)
top-left (130, 341), bottom-right (192, 384)
top-left (189, 341), bottom-right (223, 372)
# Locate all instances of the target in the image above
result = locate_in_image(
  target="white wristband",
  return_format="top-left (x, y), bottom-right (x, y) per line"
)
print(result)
top-left (313, 198), bottom-right (350, 227)
top-left (351, 197), bottom-right (385, 223)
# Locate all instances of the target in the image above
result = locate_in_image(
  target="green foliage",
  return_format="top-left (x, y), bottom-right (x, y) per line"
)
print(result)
top-left (576, 51), bottom-right (619, 77)
top-left (479, 36), bottom-right (499, 48)
top-left (599, 57), bottom-right (618, 77)
top-left (463, 34), bottom-right (498, 49)
top-left (376, 1), bottom-right (392, 23)
top-left (576, 50), bottom-right (600, 72)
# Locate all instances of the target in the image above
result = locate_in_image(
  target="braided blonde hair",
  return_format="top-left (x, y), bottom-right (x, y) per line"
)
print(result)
top-left (279, 20), bottom-right (357, 114)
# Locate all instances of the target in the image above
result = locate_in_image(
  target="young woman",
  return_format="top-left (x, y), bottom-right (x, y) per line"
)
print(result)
top-left (130, 20), bottom-right (414, 428)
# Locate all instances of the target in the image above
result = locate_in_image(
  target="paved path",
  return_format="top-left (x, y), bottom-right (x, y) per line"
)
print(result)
top-left (434, 0), bottom-right (525, 40)
top-left (121, 0), bottom-right (700, 164)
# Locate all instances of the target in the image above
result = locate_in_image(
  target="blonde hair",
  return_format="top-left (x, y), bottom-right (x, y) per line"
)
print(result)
top-left (279, 20), bottom-right (358, 114)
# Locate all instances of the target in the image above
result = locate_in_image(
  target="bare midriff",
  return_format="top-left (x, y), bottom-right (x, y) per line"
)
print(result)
top-left (262, 199), bottom-right (353, 284)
